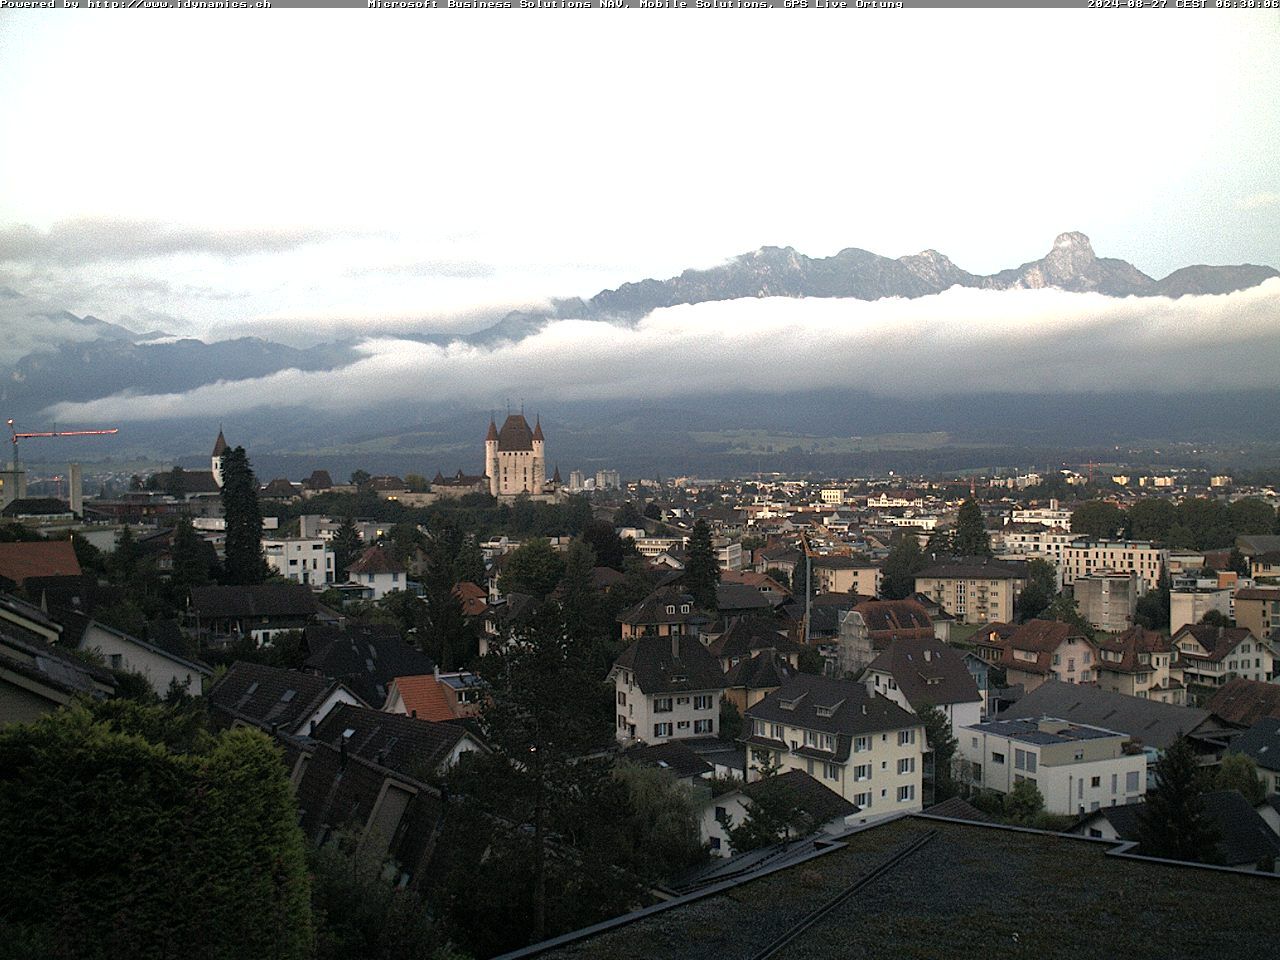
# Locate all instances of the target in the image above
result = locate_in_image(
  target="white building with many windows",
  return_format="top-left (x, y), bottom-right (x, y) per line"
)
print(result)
top-left (263, 537), bottom-right (334, 586)
top-left (609, 634), bottom-right (726, 744)
top-left (957, 717), bottom-right (1147, 816)
top-left (1060, 540), bottom-right (1166, 591)
top-left (744, 674), bottom-right (924, 821)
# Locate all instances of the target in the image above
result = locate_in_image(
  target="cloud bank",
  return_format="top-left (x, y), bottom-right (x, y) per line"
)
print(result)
top-left (44, 280), bottom-right (1280, 424)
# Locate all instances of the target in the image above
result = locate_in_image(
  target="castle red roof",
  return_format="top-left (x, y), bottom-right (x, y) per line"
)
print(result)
top-left (496, 414), bottom-right (534, 451)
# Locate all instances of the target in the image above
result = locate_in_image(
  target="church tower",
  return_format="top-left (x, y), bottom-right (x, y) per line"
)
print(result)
top-left (211, 428), bottom-right (229, 488)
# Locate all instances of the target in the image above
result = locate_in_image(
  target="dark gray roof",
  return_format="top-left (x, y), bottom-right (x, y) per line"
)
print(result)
top-left (996, 680), bottom-right (1211, 751)
top-left (724, 650), bottom-right (794, 691)
top-left (311, 702), bottom-right (472, 778)
top-left (303, 622), bottom-right (436, 707)
top-left (1076, 791), bottom-right (1280, 868)
top-left (923, 796), bottom-right (999, 824)
top-left (618, 587), bottom-right (708, 626)
top-left (743, 769), bottom-right (859, 823)
top-left (622, 741), bottom-right (714, 780)
top-left (707, 618), bottom-right (799, 661)
top-left (1229, 717), bottom-right (1280, 773)
top-left (866, 637), bottom-right (980, 709)
top-left (209, 661), bottom-right (357, 732)
top-left (612, 635), bottom-right (725, 695)
top-left (189, 582), bottom-right (318, 619)
top-left (917, 556), bottom-right (1024, 580)
top-left (746, 674), bottom-right (920, 760)
top-left (715, 583), bottom-right (776, 613)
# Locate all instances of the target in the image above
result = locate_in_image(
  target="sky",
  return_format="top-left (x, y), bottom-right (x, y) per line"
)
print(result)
top-left (1, 11), bottom-right (1278, 345)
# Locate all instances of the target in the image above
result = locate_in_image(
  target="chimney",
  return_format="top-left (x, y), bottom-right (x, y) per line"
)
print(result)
top-left (924, 649), bottom-right (932, 662)
top-left (864, 676), bottom-right (876, 700)
top-left (411, 709), bottom-right (417, 719)
top-left (69, 462), bottom-right (83, 516)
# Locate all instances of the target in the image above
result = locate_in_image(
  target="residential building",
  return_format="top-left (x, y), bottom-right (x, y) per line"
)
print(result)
top-left (811, 556), bottom-right (881, 597)
top-left (187, 582), bottom-right (321, 645)
top-left (1093, 625), bottom-right (1183, 704)
top-left (702, 769), bottom-right (861, 857)
top-left (722, 650), bottom-right (794, 716)
top-left (1073, 570), bottom-right (1140, 633)
top-left (311, 702), bottom-right (486, 778)
top-left (958, 717), bottom-right (1146, 815)
top-left (1060, 540), bottom-right (1166, 591)
top-left (704, 617), bottom-right (801, 674)
top-left (208, 661), bottom-right (365, 737)
top-left (609, 634), bottom-right (725, 744)
top-left (834, 598), bottom-right (935, 677)
top-left (987, 619), bottom-right (1097, 692)
top-left (1009, 500), bottom-right (1073, 529)
top-left (384, 670), bottom-right (485, 721)
top-left (714, 537), bottom-right (743, 572)
top-left (1173, 624), bottom-right (1274, 690)
top-left (302, 622), bottom-right (437, 708)
top-left (1234, 586), bottom-right (1280, 641)
top-left (1070, 791), bottom-right (1280, 871)
top-left (1169, 588), bottom-right (1232, 634)
top-left (819, 488), bottom-right (846, 505)
top-left (0, 539), bottom-right (81, 590)
top-left (1207, 677), bottom-right (1280, 730)
top-left (864, 637), bottom-right (983, 739)
top-left (744, 674), bottom-right (925, 818)
top-left (914, 557), bottom-right (1025, 624)
top-left (617, 587), bottom-right (709, 641)
top-left (1251, 552), bottom-right (1280, 580)
top-left (623, 741), bottom-right (714, 788)
top-left (264, 537), bottom-right (334, 586)
top-left (0, 624), bottom-right (114, 726)
top-left (346, 545), bottom-right (407, 600)
top-left (1228, 718), bottom-right (1280, 797)
top-left (67, 614), bottom-right (211, 698)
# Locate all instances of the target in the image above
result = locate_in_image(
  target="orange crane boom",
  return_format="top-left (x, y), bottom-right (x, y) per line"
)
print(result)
top-left (7, 419), bottom-right (119, 471)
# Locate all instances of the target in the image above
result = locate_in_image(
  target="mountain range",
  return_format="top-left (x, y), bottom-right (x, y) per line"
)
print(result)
top-left (3, 232), bottom-right (1278, 472)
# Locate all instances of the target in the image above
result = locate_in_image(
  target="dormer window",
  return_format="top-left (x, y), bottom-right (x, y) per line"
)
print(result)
top-left (667, 605), bottom-right (676, 615)
top-left (681, 604), bottom-right (690, 613)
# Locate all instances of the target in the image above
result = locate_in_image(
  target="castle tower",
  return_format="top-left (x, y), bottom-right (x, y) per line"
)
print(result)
top-left (531, 416), bottom-right (546, 493)
top-left (211, 428), bottom-right (229, 488)
top-left (485, 417), bottom-right (499, 497)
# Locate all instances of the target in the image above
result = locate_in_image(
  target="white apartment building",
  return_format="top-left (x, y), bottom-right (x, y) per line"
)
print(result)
top-left (1009, 500), bottom-right (1073, 529)
top-left (1169, 588), bottom-right (1232, 634)
top-left (744, 675), bottom-right (925, 821)
top-left (820, 489), bottom-right (847, 505)
top-left (1061, 540), bottom-right (1167, 591)
top-left (263, 537), bottom-right (334, 586)
top-left (958, 717), bottom-right (1146, 816)
top-left (609, 634), bottom-right (725, 744)
top-left (999, 529), bottom-right (1082, 566)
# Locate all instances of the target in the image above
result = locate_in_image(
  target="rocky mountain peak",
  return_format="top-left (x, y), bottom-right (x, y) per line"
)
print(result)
top-left (1053, 231), bottom-right (1094, 254)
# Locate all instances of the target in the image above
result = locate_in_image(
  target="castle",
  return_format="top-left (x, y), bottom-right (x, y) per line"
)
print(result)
top-left (484, 413), bottom-right (559, 498)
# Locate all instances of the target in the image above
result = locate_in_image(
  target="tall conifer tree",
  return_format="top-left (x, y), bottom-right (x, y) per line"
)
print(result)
top-left (220, 446), bottom-right (267, 585)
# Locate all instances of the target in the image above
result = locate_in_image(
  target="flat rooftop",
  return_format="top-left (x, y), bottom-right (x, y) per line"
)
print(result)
top-left (969, 718), bottom-right (1118, 746)
top-left (513, 816), bottom-right (1274, 960)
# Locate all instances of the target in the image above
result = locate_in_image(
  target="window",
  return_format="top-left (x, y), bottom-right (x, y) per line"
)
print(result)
top-left (653, 722), bottom-right (672, 738)
top-left (1015, 749), bottom-right (1026, 770)
top-left (1111, 774), bottom-right (1118, 793)
top-left (694, 719), bottom-right (713, 734)
top-left (1052, 654), bottom-right (1061, 666)
top-left (898, 729), bottom-right (916, 746)
top-left (109, 653), bottom-right (123, 669)
top-left (823, 762), bottom-right (839, 781)
top-left (1090, 776), bottom-right (1101, 788)
top-left (854, 736), bottom-right (870, 752)
top-left (992, 752), bottom-right (1005, 765)
top-left (1126, 771), bottom-right (1140, 792)
top-left (693, 694), bottom-right (713, 710)
top-left (715, 805), bottom-right (728, 822)
top-left (898, 757), bottom-right (915, 774)
top-left (897, 785), bottom-right (915, 802)
top-left (854, 764), bottom-right (871, 781)
top-left (1025, 753), bottom-right (1036, 773)
top-left (854, 792), bottom-right (871, 807)
top-left (971, 737), bottom-right (979, 749)
top-left (654, 697), bottom-right (673, 713)
top-left (677, 721), bottom-right (690, 729)
top-left (710, 837), bottom-right (721, 851)
top-left (617, 691), bottom-right (626, 706)
top-left (676, 696), bottom-right (690, 705)
top-left (771, 723), bottom-right (785, 740)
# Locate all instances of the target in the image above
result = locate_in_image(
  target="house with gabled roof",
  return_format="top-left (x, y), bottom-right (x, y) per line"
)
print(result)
top-left (617, 587), bottom-right (710, 641)
top-left (835, 598), bottom-right (936, 676)
top-left (57, 609), bottom-right (211, 698)
top-left (208, 661), bottom-right (365, 737)
top-left (609, 634), bottom-right (726, 745)
top-left (302, 622), bottom-right (436, 708)
top-left (1093, 625), bottom-right (1183, 704)
top-left (188, 582), bottom-right (320, 645)
top-left (384, 670), bottom-right (485, 722)
top-left (1207, 676), bottom-right (1280, 730)
top-left (0, 622), bottom-right (115, 726)
top-left (865, 637), bottom-right (982, 738)
top-left (0, 540), bottom-right (81, 590)
top-left (1228, 717), bottom-right (1280, 797)
top-left (1173, 623), bottom-right (1275, 690)
top-left (310, 702), bottom-right (485, 780)
top-left (346, 545), bottom-right (408, 601)
top-left (701, 769), bottom-right (861, 857)
top-left (744, 674), bottom-right (924, 818)
top-left (990, 619), bottom-right (1097, 692)
top-left (703, 617), bottom-right (801, 673)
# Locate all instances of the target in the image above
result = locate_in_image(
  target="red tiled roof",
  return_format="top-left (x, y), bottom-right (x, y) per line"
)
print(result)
top-left (1094, 626), bottom-right (1172, 674)
top-left (452, 581), bottom-right (488, 616)
top-left (0, 540), bottom-right (82, 585)
top-left (389, 674), bottom-right (458, 722)
top-left (1172, 624), bottom-right (1256, 663)
top-left (1207, 677), bottom-right (1280, 728)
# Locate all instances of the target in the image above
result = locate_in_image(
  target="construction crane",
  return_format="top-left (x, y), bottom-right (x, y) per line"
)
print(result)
top-left (7, 419), bottom-right (119, 472)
